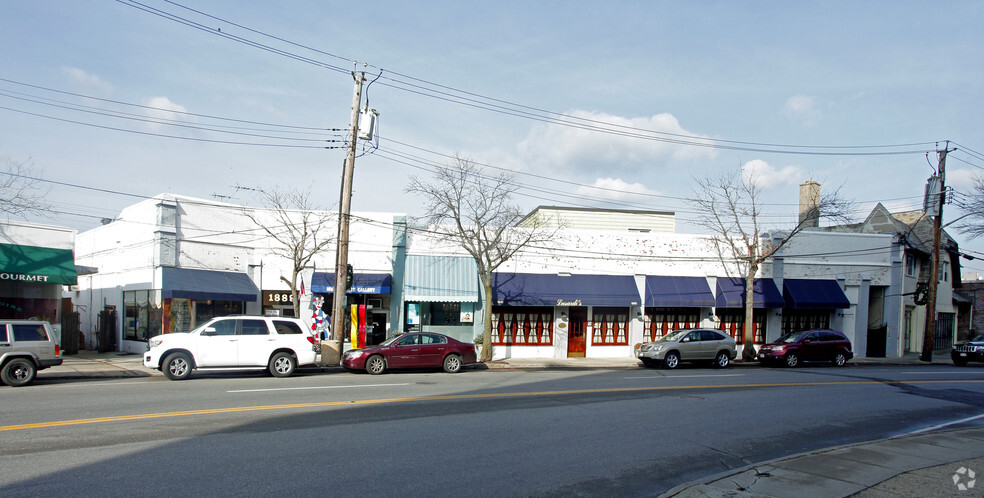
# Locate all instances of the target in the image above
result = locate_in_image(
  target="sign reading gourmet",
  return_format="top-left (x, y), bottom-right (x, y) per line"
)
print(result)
top-left (492, 272), bottom-right (640, 307)
top-left (0, 243), bottom-right (77, 285)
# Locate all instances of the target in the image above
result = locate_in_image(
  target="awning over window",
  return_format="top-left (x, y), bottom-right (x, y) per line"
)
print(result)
top-left (311, 272), bottom-right (392, 294)
top-left (0, 243), bottom-right (77, 285)
top-left (161, 267), bottom-right (258, 302)
top-left (404, 255), bottom-right (478, 302)
top-left (782, 279), bottom-right (850, 309)
top-left (493, 272), bottom-right (640, 307)
top-left (645, 276), bottom-right (714, 307)
top-left (715, 278), bottom-right (784, 308)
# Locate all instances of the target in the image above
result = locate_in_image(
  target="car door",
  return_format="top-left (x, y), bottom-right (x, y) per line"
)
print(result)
top-left (702, 330), bottom-right (729, 358)
top-left (800, 332), bottom-right (821, 361)
top-left (417, 334), bottom-right (449, 367)
top-left (678, 330), bottom-right (704, 360)
top-left (195, 319), bottom-right (239, 367)
top-left (236, 318), bottom-right (276, 366)
top-left (0, 324), bottom-right (10, 358)
top-left (387, 334), bottom-right (421, 368)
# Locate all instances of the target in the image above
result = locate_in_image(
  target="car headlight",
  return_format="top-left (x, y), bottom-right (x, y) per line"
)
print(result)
top-left (345, 350), bottom-right (365, 359)
top-left (653, 345), bottom-right (665, 353)
top-left (148, 337), bottom-right (164, 348)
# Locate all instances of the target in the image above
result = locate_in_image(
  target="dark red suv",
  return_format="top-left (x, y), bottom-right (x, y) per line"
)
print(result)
top-left (757, 329), bottom-right (853, 367)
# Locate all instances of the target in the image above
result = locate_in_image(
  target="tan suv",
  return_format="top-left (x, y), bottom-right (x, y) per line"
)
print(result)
top-left (0, 320), bottom-right (63, 387)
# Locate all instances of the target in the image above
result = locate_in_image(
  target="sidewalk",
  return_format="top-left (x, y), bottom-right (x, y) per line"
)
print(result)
top-left (32, 350), bottom-right (983, 497)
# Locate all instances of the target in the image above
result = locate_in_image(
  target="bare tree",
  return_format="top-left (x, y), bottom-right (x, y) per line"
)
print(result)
top-left (951, 173), bottom-right (984, 239)
top-left (406, 154), bottom-right (557, 362)
top-left (0, 157), bottom-right (51, 217)
top-left (243, 187), bottom-right (336, 317)
top-left (692, 169), bottom-right (852, 361)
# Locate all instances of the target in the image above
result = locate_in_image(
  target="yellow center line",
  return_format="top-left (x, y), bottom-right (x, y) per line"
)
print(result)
top-left (3, 378), bottom-right (982, 432)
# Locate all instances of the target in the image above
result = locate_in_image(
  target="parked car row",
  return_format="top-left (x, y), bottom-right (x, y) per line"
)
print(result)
top-left (141, 315), bottom-right (478, 381)
top-left (634, 328), bottom-right (855, 369)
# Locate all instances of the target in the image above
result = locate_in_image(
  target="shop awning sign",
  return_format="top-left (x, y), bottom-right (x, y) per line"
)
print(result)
top-left (0, 243), bottom-right (77, 285)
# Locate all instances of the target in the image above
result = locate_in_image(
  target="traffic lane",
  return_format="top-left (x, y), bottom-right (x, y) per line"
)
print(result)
top-left (1, 375), bottom-right (979, 496)
top-left (7, 364), bottom-right (984, 427)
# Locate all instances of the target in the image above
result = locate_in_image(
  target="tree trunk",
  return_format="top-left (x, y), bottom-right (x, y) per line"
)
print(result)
top-left (480, 275), bottom-right (494, 362)
top-left (742, 264), bottom-right (758, 362)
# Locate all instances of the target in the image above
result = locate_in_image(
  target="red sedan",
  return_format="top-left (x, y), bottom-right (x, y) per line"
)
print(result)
top-left (341, 332), bottom-right (478, 374)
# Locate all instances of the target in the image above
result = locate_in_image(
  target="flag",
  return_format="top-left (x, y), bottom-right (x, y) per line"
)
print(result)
top-left (300, 278), bottom-right (305, 296)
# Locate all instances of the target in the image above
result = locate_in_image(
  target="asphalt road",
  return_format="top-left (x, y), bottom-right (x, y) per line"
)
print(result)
top-left (3, 364), bottom-right (984, 496)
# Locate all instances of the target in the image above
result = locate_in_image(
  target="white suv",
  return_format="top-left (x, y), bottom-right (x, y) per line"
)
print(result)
top-left (144, 316), bottom-right (318, 380)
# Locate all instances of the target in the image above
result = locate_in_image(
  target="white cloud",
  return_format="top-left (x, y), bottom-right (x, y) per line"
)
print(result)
top-left (783, 94), bottom-right (821, 125)
top-left (947, 168), bottom-right (978, 189)
top-left (574, 177), bottom-right (659, 201)
top-left (741, 159), bottom-right (804, 189)
top-left (516, 110), bottom-right (717, 174)
top-left (142, 96), bottom-right (191, 131)
top-left (61, 67), bottom-right (113, 95)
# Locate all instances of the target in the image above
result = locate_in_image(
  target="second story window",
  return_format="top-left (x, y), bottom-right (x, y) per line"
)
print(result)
top-left (905, 254), bottom-right (917, 277)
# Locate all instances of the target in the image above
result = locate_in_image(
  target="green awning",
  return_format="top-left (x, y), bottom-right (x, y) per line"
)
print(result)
top-left (0, 243), bottom-right (77, 285)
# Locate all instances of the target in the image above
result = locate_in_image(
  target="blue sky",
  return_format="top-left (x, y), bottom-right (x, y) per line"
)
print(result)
top-left (2, 1), bottom-right (983, 270)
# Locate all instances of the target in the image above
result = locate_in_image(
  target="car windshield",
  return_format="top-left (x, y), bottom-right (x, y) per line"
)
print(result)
top-left (660, 329), bottom-right (691, 342)
top-left (968, 333), bottom-right (984, 342)
top-left (776, 331), bottom-right (809, 343)
top-left (379, 334), bottom-right (405, 347)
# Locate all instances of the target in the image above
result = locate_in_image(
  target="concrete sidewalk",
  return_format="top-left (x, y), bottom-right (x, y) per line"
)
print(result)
top-left (30, 349), bottom-right (983, 497)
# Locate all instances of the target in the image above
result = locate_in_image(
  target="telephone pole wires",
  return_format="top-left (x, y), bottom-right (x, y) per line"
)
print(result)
top-left (323, 69), bottom-right (365, 366)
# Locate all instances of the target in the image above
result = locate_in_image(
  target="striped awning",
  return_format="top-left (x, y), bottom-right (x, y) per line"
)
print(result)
top-left (404, 255), bottom-right (479, 302)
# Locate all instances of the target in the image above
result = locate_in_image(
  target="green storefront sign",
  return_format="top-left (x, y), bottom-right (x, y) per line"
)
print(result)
top-left (0, 243), bottom-right (77, 285)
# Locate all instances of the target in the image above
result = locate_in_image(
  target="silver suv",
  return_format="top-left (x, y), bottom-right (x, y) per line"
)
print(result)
top-left (635, 328), bottom-right (737, 369)
top-left (144, 315), bottom-right (319, 380)
top-left (0, 320), bottom-right (63, 387)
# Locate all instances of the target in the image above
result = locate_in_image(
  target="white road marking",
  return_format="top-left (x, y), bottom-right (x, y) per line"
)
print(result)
top-left (897, 371), bottom-right (984, 375)
top-left (227, 383), bottom-right (410, 393)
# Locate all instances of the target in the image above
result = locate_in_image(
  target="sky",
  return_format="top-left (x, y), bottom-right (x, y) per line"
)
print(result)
top-left (2, 1), bottom-right (983, 272)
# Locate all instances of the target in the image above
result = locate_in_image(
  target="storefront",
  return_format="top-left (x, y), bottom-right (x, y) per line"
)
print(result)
top-left (780, 278), bottom-right (850, 333)
top-left (123, 267), bottom-right (260, 344)
top-left (715, 277), bottom-right (784, 344)
top-left (643, 276), bottom-right (715, 341)
top-left (0, 241), bottom-right (77, 322)
top-left (311, 270), bottom-right (392, 346)
top-left (491, 272), bottom-right (641, 358)
top-left (402, 255), bottom-right (478, 344)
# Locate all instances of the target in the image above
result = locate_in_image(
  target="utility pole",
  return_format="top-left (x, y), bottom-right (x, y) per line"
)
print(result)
top-left (323, 69), bottom-right (365, 366)
top-left (920, 144), bottom-right (950, 362)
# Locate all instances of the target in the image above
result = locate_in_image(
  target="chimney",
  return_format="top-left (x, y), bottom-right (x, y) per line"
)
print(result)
top-left (799, 180), bottom-right (820, 228)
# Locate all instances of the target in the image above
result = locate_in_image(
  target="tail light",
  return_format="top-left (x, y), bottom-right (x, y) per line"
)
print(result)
top-left (306, 336), bottom-right (317, 345)
top-left (55, 345), bottom-right (61, 356)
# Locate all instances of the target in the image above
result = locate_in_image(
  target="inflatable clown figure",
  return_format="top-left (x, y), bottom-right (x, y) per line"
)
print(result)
top-left (310, 295), bottom-right (330, 340)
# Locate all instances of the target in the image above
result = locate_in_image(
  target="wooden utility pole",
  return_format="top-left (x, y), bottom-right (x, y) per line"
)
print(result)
top-left (323, 70), bottom-right (365, 366)
top-left (919, 145), bottom-right (949, 362)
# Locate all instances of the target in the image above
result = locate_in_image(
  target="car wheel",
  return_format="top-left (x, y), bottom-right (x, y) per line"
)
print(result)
top-left (663, 352), bottom-right (680, 369)
top-left (832, 352), bottom-right (847, 367)
top-left (713, 351), bottom-right (730, 368)
top-left (1, 358), bottom-right (37, 387)
top-left (269, 352), bottom-right (297, 377)
top-left (443, 354), bottom-right (462, 373)
top-left (366, 355), bottom-right (386, 375)
top-left (784, 353), bottom-right (800, 368)
top-left (162, 352), bottom-right (193, 380)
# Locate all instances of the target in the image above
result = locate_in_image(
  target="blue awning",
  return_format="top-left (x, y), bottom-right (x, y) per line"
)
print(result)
top-left (715, 278), bottom-right (784, 308)
top-left (404, 255), bottom-right (478, 302)
top-left (311, 272), bottom-right (392, 294)
top-left (783, 279), bottom-right (850, 309)
top-left (493, 272), bottom-right (640, 307)
top-left (161, 267), bottom-right (258, 302)
top-left (645, 276), bottom-right (714, 307)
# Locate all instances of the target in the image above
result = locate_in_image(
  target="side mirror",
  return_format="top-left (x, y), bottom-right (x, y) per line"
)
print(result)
top-left (201, 327), bottom-right (217, 336)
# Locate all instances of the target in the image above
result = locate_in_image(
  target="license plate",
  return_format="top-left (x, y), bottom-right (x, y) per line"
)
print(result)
top-left (960, 352), bottom-right (968, 357)
top-left (758, 353), bottom-right (765, 358)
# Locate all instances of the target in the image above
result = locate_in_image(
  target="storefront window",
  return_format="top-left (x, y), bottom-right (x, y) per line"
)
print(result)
top-left (491, 306), bottom-right (553, 345)
top-left (123, 290), bottom-right (163, 341)
top-left (407, 302), bottom-right (464, 326)
top-left (781, 310), bottom-right (830, 334)
top-left (591, 307), bottom-right (629, 345)
top-left (644, 308), bottom-right (700, 341)
top-left (717, 310), bottom-right (767, 344)
top-left (195, 300), bottom-right (244, 325)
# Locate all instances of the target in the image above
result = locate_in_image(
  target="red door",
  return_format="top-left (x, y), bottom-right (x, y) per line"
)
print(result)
top-left (567, 308), bottom-right (587, 357)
